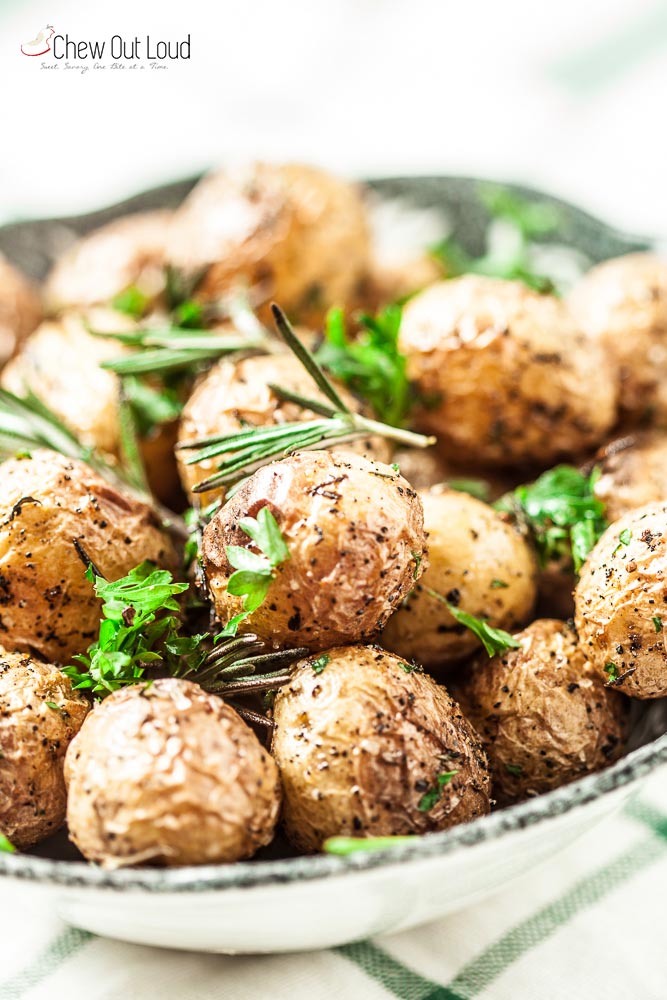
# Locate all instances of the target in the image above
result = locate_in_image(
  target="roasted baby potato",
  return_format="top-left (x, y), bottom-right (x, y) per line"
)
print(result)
top-left (569, 253), bottom-right (667, 424)
top-left (177, 352), bottom-right (391, 502)
top-left (271, 644), bottom-right (491, 852)
top-left (0, 650), bottom-right (89, 848)
top-left (575, 502), bottom-right (667, 698)
top-left (166, 162), bottom-right (371, 325)
top-left (0, 253), bottom-right (42, 368)
top-left (202, 450), bottom-right (427, 651)
top-left (453, 619), bottom-right (628, 805)
top-left (45, 211), bottom-right (171, 313)
top-left (381, 487), bottom-right (537, 668)
top-left (0, 450), bottom-right (176, 662)
top-left (399, 276), bottom-right (618, 466)
top-left (65, 678), bottom-right (280, 867)
top-left (592, 431), bottom-right (667, 524)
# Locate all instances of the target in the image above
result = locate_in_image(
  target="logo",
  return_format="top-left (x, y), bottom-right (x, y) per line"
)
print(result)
top-left (21, 24), bottom-right (55, 57)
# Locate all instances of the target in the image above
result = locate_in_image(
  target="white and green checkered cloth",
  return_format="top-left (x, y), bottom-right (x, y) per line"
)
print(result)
top-left (1, 767), bottom-right (666, 1000)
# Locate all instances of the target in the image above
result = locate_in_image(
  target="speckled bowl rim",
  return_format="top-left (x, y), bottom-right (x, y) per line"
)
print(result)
top-left (0, 173), bottom-right (660, 893)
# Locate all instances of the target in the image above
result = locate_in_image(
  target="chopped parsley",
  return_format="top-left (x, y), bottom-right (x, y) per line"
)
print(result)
top-left (490, 579), bottom-right (509, 589)
top-left (310, 654), bottom-right (329, 675)
top-left (604, 662), bottom-right (619, 683)
top-left (417, 771), bottom-right (459, 812)
top-left (613, 528), bottom-right (632, 555)
top-left (323, 835), bottom-right (417, 855)
top-left (0, 834), bottom-right (16, 854)
top-left (426, 588), bottom-right (520, 657)
top-left (112, 285), bottom-right (150, 318)
top-left (412, 550), bottom-right (423, 580)
top-left (45, 701), bottom-right (61, 711)
top-left (653, 617), bottom-right (663, 633)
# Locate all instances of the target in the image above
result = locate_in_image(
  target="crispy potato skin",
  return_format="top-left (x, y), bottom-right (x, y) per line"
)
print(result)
top-left (65, 678), bottom-right (280, 867)
top-left (399, 276), bottom-right (618, 466)
top-left (381, 488), bottom-right (537, 667)
top-left (453, 619), bottom-right (628, 805)
top-left (45, 211), bottom-right (171, 312)
top-left (202, 450), bottom-right (427, 651)
top-left (0, 254), bottom-right (42, 368)
top-left (177, 353), bottom-right (391, 503)
top-left (569, 253), bottom-right (667, 424)
top-left (166, 162), bottom-right (371, 325)
top-left (592, 431), bottom-right (667, 524)
top-left (2, 311), bottom-right (182, 508)
top-left (271, 645), bottom-right (491, 852)
top-left (0, 650), bottom-right (88, 848)
top-left (575, 502), bottom-right (667, 697)
top-left (0, 451), bottom-right (177, 662)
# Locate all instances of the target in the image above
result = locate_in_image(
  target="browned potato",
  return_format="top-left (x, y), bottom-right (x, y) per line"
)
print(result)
top-left (453, 619), bottom-right (628, 805)
top-left (592, 431), bottom-right (667, 523)
top-left (45, 211), bottom-right (171, 313)
top-left (2, 311), bottom-right (182, 508)
top-left (399, 276), bottom-right (618, 466)
top-left (65, 678), bottom-right (280, 867)
top-left (0, 650), bottom-right (89, 848)
top-left (271, 645), bottom-right (491, 852)
top-left (0, 253), bottom-right (42, 367)
top-left (177, 352), bottom-right (391, 503)
top-left (202, 450), bottom-right (427, 652)
top-left (0, 450), bottom-right (177, 662)
top-left (166, 162), bottom-right (371, 325)
top-left (381, 487), bottom-right (537, 668)
top-left (569, 253), bottom-right (667, 424)
top-left (575, 502), bottom-right (667, 698)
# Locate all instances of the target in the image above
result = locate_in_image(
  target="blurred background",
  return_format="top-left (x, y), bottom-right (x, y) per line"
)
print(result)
top-left (0, 0), bottom-right (666, 234)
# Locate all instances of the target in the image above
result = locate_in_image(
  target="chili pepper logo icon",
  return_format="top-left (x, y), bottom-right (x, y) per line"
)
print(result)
top-left (21, 25), bottom-right (55, 57)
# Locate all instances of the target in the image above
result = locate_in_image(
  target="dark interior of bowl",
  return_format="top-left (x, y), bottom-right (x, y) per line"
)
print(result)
top-left (0, 174), bottom-right (662, 871)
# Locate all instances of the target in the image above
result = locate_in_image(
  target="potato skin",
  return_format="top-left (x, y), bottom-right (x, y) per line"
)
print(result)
top-left (568, 253), bottom-right (667, 424)
top-left (399, 276), bottom-right (618, 466)
top-left (45, 211), bottom-right (171, 312)
top-left (381, 487), bottom-right (537, 668)
top-left (0, 254), bottom-right (42, 368)
top-left (166, 162), bottom-right (371, 325)
top-left (0, 650), bottom-right (89, 848)
top-left (592, 431), bottom-right (667, 524)
top-left (271, 645), bottom-right (491, 852)
top-left (177, 352), bottom-right (391, 503)
top-left (575, 502), bottom-right (667, 698)
top-left (453, 620), bottom-right (628, 805)
top-left (0, 451), bottom-right (177, 662)
top-left (65, 678), bottom-right (281, 867)
top-left (202, 450), bottom-right (427, 651)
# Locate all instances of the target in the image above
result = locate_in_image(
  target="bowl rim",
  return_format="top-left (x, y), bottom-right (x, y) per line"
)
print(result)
top-left (0, 172), bottom-right (659, 894)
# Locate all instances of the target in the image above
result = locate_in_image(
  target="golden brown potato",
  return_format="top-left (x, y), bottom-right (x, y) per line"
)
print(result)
top-left (45, 211), bottom-right (171, 313)
top-left (2, 311), bottom-right (182, 508)
top-left (381, 487), bottom-right (537, 668)
top-left (202, 450), bottom-right (427, 651)
top-left (65, 678), bottom-right (280, 867)
top-left (0, 450), bottom-right (177, 662)
top-left (575, 502), bottom-right (667, 698)
top-left (166, 162), bottom-right (371, 326)
top-left (569, 253), bottom-right (667, 424)
top-left (399, 276), bottom-right (618, 467)
top-left (0, 650), bottom-right (89, 849)
top-left (453, 619), bottom-right (628, 805)
top-left (367, 253), bottom-right (443, 308)
top-left (177, 352), bottom-right (391, 503)
top-left (592, 431), bottom-right (667, 524)
top-left (271, 644), bottom-right (491, 852)
top-left (0, 253), bottom-right (42, 367)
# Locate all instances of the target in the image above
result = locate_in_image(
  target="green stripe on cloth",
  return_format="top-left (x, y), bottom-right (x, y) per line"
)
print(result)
top-left (337, 941), bottom-right (462, 1000)
top-left (0, 927), bottom-right (93, 1000)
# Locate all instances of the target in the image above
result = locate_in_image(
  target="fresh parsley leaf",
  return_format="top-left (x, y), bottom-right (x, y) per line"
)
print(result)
top-left (425, 588), bottom-right (520, 657)
top-left (497, 465), bottom-right (607, 573)
top-left (323, 835), bottom-right (417, 855)
top-left (112, 286), bottom-right (150, 318)
top-left (310, 653), bottom-right (329, 674)
top-left (0, 834), bottom-right (16, 853)
top-left (223, 508), bottom-right (290, 636)
top-left (417, 771), bottom-right (459, 812)
top-left (653, 617), bottom-right (663, 633)
top-left (315, 305), bottom-right (411, 427)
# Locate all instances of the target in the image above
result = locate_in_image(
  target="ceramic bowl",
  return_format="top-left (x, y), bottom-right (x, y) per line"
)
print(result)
top-left (0, 175), bottom-right (663, 954)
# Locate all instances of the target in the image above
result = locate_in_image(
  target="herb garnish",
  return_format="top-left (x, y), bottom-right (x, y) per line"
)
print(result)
top-left (490, 579), bottom-right (509, 589)
top-left (323, 835), bottom-right (417, 855)
top-left (613, 528), bottom-right (632, 555)
top-left (505, 763), bottom-right (523, 777)
top-left (425, 588), bottom-right (520, 657)
top-left (315, 305), bottom-right (410, 426)
top-left (0, 834), bottom-right (16, 854)
top-left (653, 617), bottom-right (663, 633)
top-left (310, 653), bottom-right (329, 674)
top-left (496, 465), bottom-right (607, 573)
top-left (604, 662), bottom-right (619, 683)
top-left (112, 286), bottom-right (150, 319)
top-left (417, 770), bottom-right (459, 812)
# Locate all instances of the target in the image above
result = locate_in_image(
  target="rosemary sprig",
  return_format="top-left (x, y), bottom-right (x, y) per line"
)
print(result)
top-left (176, 305), bottom-right (435, 495)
